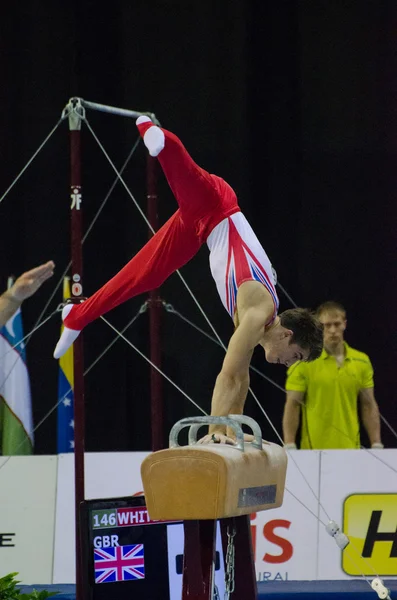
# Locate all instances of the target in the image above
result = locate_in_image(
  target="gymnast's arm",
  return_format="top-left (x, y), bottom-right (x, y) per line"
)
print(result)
top-left (205, 306), bottom-right (268, 439)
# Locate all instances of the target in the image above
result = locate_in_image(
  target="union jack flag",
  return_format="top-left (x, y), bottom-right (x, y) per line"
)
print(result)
top-left (94, 544), bottom-right (145, 584)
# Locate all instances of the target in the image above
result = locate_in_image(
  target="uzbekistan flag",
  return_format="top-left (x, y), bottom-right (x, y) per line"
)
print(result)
top-left (0, 282), bottom-right (33, 455)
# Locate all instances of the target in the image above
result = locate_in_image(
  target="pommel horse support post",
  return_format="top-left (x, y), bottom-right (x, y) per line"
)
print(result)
top-left (141, 415), bottom-right (288, 600)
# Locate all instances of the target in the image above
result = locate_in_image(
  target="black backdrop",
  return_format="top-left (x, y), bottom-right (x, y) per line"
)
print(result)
top-left (0, 1), bottom-right (396, 453)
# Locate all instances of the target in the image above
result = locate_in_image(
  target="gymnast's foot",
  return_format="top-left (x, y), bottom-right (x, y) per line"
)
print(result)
top-left (136, 115), bottom-right (165, 157)
top-left (53, 304), bottom-right (81, 359)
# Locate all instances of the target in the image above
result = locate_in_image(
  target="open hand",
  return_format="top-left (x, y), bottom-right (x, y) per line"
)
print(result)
top-left (9, 261), bottom-right (55, 301)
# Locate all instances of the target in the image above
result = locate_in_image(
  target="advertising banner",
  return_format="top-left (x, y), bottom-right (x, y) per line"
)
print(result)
top-left (252, 450), bottom-right (320, 581)
top-left (317, 450), bottom-right (397, 580)
top-left (0, 456), bottom-right (57, 583)
top-left (1, 449), bottom-right (396, 584)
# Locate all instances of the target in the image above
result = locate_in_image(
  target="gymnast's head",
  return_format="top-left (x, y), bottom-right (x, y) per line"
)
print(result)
top-left (264, 308), bottom-right (323, 367)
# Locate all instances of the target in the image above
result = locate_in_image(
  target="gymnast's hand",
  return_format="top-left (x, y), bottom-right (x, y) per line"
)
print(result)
top-left (196, 432), bottom-right (237, 445)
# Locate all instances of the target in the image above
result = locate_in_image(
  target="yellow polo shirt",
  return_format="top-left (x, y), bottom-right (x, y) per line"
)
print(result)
top-left (285, 343), bottom-right (374, 449)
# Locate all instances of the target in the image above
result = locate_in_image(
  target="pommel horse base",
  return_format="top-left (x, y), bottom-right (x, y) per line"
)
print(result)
top-left (141, 415), bottom-right (288, 600)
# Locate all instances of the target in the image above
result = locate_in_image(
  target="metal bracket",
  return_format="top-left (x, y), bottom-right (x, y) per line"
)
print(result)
top-left (169, 415), bottom-right (263, 452)
top-left (61, 97), bottom-right (86, 130)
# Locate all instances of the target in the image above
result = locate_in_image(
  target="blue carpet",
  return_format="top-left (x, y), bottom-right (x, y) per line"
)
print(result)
top-left (257, 579), bottom-right (397, 598)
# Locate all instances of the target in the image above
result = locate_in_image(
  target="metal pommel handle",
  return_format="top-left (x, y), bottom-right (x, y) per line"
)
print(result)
top-left (169, 415), bottom-right (263, 452)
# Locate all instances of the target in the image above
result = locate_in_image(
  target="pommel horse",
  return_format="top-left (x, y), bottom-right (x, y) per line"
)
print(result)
top-left (141, 415), bottom-right (287, 600)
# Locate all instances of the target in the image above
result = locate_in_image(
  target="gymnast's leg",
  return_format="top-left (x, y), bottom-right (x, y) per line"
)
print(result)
top-left (54, 117), bottom-right (239, 359)
top-left (53, 212), bottom-right (200, 358)
top-left (136, 116), bottom-right (240, 241)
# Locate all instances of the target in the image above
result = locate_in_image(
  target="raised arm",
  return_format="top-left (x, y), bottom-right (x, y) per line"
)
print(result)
top-left (0, 291), bottom-right (22, 327)
top-left (0, 261), bottom-right (55, 327)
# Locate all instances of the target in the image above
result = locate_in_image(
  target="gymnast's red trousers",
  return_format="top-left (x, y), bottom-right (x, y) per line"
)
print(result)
top-left (63, 120), bottom-right (241, 332)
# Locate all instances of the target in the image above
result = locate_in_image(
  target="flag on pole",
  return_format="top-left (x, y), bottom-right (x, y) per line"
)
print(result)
top-left (57, 277), bottom-right (74, 453)
top-left (0, 278), bottom-right (33, 455)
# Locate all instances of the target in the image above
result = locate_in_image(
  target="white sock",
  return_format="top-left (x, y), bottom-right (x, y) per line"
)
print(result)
top-left (53, 304), bottom-right (81, 359)
top-left (136, 115), bottom-right (165, 157)
top-left (136, 115), bottom-right (151, 125)
top-left (144, 127), bottom-right (165, 157)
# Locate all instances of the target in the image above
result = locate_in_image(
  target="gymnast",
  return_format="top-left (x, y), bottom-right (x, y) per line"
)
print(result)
top-left (54, 116), bottom-right (323, 443)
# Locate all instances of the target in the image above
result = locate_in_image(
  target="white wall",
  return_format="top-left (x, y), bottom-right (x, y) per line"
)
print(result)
top-left (0, 456), bottom-right (57, 583)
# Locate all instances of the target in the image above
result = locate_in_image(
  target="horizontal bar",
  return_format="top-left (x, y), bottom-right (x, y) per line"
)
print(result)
top-left (80, 98), bottom-right (160, 124)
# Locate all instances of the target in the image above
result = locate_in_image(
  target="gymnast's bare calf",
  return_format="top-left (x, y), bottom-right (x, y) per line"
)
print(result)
top-left (54, 117), bottom-right (322, 442)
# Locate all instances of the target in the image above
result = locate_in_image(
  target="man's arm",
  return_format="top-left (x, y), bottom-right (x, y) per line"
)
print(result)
top-left (0, 290), bottom-right (22, 327)
top-left (197, 308), bottom-right (267, 442)
top-left (0, 261), bottom-right (55, 327)
top-left (282, 391), bottom-right (304, 447)
top-left (359, 388), bottom-right (383, 447)
top-left (211, 308), bottom-right (266, 415)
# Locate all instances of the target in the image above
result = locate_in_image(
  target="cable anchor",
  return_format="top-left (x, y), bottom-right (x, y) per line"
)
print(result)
top-left (371, 578), bottom-right (391, 600)
top-left (325, 520), bottom-right (349, 550)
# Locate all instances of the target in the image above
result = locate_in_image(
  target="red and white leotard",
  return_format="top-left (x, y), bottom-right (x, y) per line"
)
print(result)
top-left (207, 213), bottom-right (278, 323)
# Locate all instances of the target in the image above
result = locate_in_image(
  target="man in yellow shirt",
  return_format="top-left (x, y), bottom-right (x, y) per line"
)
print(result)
top-left (282, 301), bottom-right (383, 449)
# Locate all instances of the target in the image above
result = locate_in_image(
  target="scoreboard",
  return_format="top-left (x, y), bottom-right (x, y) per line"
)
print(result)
top-left (80, 495), bottom-right (225, 599)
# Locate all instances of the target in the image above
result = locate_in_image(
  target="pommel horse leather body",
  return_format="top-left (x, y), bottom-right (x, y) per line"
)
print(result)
top-left (141, 415), bottom-right (287, 521)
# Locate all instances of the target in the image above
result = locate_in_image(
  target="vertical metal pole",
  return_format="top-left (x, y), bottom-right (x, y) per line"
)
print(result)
top-left (182, 520), bottom-right (217, 600)
top-left (146, 154), bottom-right (164, 451)
top-left (67, 98), bottom-right (85, 600)
top-left (220, 516), bottom-right (258, 599)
